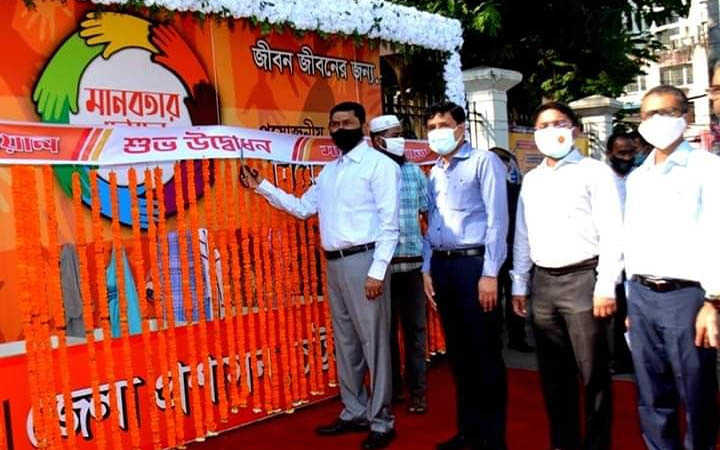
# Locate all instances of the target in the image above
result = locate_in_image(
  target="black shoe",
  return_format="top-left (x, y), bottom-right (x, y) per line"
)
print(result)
top-left (508, 341), bottom-right (535, 353)
top-left (437, 434), bottom-right (468, 450)
top-left (362, 429), bottom-right (396, 449)
top-left (408, 395), bottom-right (427, 414)
top-left (315, 418), bottom-right (370, 436)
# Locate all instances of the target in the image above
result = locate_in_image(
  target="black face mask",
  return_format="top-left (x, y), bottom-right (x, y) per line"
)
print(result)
top-left (610, 156), bottom-right (634, 175)
top-left (331, 127), bottom-right (364, 153)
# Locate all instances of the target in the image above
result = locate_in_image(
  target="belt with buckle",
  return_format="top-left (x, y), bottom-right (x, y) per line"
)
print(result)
top-left (631, 275), bottom-right (701, 293)
top-left (536, 256), bottom-right (599, 276)
top-left (432, 246), bottom-right (485, 259)
top-left (391, 256), bottom-right (423, 264)
top-left (324, 243), bottom-right (375, 260)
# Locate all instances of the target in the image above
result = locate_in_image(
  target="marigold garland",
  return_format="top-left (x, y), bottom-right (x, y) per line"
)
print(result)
top-left (127, 169), bottom-right (163, 449)
top-left (232, 161), bottom-right (259, 411)
top-left (213, 160), bottom-right (243, 414)
top-left (108, 172), bottom-right (143, 449)
top-left (42, 166), bottom-right (78, 450)
top-left (172, 163), bottom-right (206, 440)
top-left (278, 169), bottom-right (301, 407)
top-left (201, 159), bottom-right (231, 425)
top-left (294, 168), bottom-right (319, 395)
top-left (268, 169), bottom-right (294, 411)
top-left (185, 161), bottom-right (218, 435)
top-left (143, 168), bottom-right (178, 448)
top-left (153, 167), bottom-right (183, 446)
top-left (246, 162), bottom-right (274, 413)
top-left (302, 169), bottom-right (325, 393)
top-left (89, 170), bottom-right (122, 449)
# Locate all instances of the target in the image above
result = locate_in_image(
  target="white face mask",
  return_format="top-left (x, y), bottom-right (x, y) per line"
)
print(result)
top-left (534, 126), bottom-right (574, 160)
top-left (382, 137), bottom-right (406, 157)
top-left (638, 114), bottom-right (687, 150)
top-left (428, 127), bottom-right (461, 155)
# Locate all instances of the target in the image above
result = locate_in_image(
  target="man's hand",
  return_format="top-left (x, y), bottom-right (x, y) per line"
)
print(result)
top-left (512, 295), bottom-right (528, 317)
top-left (365, 277), bottom-right (383, 300)
top-left (422, 272), bottom-right (437, 310)
top-left (478, 276), bottom-right (498, 312)
top-left (239, 164), bottom-right (263, 189)
top-left (593, 297), bottom-right (617, 318)
top-left (695, 302), bottom-right (719, 348)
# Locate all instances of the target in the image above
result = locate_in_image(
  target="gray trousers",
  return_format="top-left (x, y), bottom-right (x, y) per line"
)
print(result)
top-left (326, 249), bottom-right (394, 433)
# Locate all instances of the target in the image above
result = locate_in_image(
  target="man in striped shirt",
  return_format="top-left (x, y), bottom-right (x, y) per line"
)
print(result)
top-left (369, 115), bottom-right (430, 415)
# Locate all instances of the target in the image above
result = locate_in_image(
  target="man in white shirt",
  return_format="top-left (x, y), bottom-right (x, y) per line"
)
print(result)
top-left (511, 102), bottom-right (623, 450)
top-left (625, 85), bottom-right (720, 450)
top-left (240, 102), bottom-right (401, 450)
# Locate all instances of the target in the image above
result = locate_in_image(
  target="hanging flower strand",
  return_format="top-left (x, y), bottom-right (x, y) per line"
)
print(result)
top-left (154, 167), bottom-right (184, 447)
top-left (201, 159), bottom-right (231, 425)
top-left (143, 168), bottom-right (178, 448)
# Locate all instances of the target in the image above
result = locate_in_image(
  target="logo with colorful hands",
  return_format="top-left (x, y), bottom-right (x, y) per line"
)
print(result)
top-left (33, 12), bottom-right (219, 227)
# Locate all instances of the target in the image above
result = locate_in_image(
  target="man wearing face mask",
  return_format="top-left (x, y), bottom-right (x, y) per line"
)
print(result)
top-left (369, 115), bottom-right (430, 414)
top-left (625, 85), bottom-right (720, 450)
top-left (511, 102), bottom-right (623, 450)
top-left (421, 102), bottom-right (509, 450)
top-left (240, 102), bottom-right (401, 450)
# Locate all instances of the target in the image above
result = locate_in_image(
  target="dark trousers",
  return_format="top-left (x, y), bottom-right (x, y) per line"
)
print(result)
top-left (499, 260), bottom-right (528, 346)
top-left (431, 254), bottom-right (507, 449)
top-left (390, 268), bottom-right (427, 398)
top-left (627, 281), bottom-right (718, 450)
top-left (531, 266), bottom-right (612, 450)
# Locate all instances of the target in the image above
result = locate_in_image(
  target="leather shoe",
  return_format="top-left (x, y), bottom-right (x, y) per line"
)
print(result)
top-left (437, 434), bottom-right (468, 450)
top-left (362, 429), bottom-right (396, 449)
top-left (315, 418), bottom-right (370, 436)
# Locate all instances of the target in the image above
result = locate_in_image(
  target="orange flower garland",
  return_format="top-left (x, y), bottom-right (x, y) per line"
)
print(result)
top-left (108, 172), bottom-right (142, 449)
top-left (214, 160), bottom-right (243, 414)
top-left (89, 170), bottom-right (121, 449)
top-left (172, 163), bottom-right (206, 440)
top-left (42, 166), bottom-right (78, 450)
top-left (143, 168), bottom-right (178, 448)
top-left (246, 163), bottom-right (274, 413)
top-left (294, 168), bottom-right (319, 395)
top-left (154, 167), bottom-right (184, 447)
top-left (201, 159), bottom-right (231, 425)
top-left (127, 169), bottom-right (163, 449)
top-left (185, 161), bottom-right (217, 435)
top-left (302, 170), bottom-right (325, 393)
top-left (232, 161), bottom-right (259, 412)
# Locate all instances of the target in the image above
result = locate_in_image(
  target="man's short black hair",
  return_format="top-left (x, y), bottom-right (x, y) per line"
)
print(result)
top-left (489, 147), bottom-right (517, 164)
top-left (330, 102), bottom-right (366, 124)
top-left (642, 85), bottom-right (689, 113)
top-left (532, 101), bottom-right (580, 127)
top-left (606, 131), bottom-right (632, 153)
top-left (426, 101), bottom-right (466, 125)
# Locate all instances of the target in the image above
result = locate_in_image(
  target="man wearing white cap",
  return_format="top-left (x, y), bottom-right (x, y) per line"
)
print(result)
top-left (369, 115), bottom-right (429, 414)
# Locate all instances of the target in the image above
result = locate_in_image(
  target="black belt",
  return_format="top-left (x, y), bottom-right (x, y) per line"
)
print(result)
top-left (536, 256), bottom-right (599, 276)
top-left (432, 246), bottom-right (485, 259)
top-left (324, 243), bottom-right (375, 260)
top-left (391, 256), bottom-right (423, 264)
top-left (631, 275), bottom-right (701, 293)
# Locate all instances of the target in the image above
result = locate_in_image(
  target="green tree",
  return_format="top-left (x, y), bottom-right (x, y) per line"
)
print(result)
top-left (398, 0), bottom-right (690, 121)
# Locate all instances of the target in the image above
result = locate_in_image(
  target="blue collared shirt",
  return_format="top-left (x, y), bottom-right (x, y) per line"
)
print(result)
top-left (422, 141), bottom-right (509, 276)
top-left (625, 141), bottom-right (720, 296)
top-left (395, 163), bottom-right (428, 258)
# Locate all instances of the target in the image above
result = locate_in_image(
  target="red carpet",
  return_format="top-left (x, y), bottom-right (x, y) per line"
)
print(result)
top-left (190, 362), bottom-right (645, 449)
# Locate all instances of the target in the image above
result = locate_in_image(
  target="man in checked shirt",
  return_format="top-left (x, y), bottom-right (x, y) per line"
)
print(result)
top-left (369, 114), bottom-right (430, 415)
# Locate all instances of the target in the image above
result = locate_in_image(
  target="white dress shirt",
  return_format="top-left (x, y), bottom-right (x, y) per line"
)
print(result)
top-left (612, 171), bottom-right (627, 211)
top-left (511, 149), bottom-right (624, 298)
top-left (624, 141), bottom-right (720, 296)
top-left (256, 141), bottom-right (400, 281)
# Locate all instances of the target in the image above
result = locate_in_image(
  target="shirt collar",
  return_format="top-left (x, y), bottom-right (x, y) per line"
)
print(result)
top-left (341, 141), bottom-right (368, 163)
top-left (435, 141), bottom-right (472, 169)
top-left (637, 140), bottom-right (691, 173)
top-left (539, 147), bottom-right (583, 170)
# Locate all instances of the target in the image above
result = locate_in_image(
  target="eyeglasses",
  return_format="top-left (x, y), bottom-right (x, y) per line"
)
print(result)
top-left (640, 107), bottom-right (684, 121)
top-left (535, 120), bottom-right (573, 131)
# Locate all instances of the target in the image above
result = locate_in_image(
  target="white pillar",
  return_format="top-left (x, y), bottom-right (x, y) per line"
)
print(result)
top-left (569, 95), bottom-right (622, 159)
top-left (463, 67), bottom-right (523, 150)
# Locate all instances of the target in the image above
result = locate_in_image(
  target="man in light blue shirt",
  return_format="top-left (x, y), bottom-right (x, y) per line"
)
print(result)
top-left (421, 101), bottom-right (509, 450)
top-left (625, 85), bottom-right (720, 450)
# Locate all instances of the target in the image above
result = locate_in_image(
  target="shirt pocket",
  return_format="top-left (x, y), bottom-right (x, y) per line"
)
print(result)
top-left (444, 174), bottom-right (478, 211)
